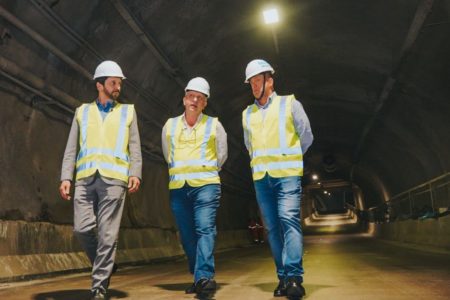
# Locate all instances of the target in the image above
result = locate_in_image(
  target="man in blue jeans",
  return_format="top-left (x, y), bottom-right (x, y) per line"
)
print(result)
top-left (242, 59), bottom-right (313, 299)
top-left (161, 77), bottom-right (228, 295)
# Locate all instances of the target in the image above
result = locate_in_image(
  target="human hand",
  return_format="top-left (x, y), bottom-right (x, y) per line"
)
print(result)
top-left (59, 180), bottom-right (72, 200)
top-left (128, 176), bottom-right (141, 193)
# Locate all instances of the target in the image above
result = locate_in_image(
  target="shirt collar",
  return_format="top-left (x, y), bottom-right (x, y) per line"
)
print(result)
top-left (182, 113), bottom-right (203, 129)
top-left (254, 91), bottom-right (277, 109)
top-left (96, 99), bottom-right (115, 112)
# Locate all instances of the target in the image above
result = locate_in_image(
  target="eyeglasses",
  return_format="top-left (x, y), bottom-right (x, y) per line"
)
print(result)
top-left (185, 93), bottom-right (206, 101)
top-left (177, 128), bottom-right (196, 148)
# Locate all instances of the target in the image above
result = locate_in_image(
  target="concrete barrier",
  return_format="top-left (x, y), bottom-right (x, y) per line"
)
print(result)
top-left (373, 215), bottom-right (450, 250)
top-left (0, 220), bottom-right (252, 282)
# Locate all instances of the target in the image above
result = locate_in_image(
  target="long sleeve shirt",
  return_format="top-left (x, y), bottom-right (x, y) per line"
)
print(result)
top-left (243, 91), bottom-right (313, 154)
top-left (161, 113), bottom-right (228, 170)
top-left (60, 102), bottom-right (142, 187)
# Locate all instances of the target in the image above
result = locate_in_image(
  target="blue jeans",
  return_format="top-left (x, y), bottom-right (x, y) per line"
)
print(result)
top-left (170, 183), bottom-right (220, 282)
top-left (254, 174), bottom-right (303, 281)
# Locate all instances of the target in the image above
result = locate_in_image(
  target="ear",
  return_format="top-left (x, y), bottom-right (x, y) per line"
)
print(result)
top-left (266, 77), bottom-right (274, 88)
top-left (96, 82), bottom-right (103, 92)
top-left (203, 99), bottom-right (208, 110)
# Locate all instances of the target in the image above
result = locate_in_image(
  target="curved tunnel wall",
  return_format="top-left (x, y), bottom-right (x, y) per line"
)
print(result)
top-left (1, 0), bottom-right (450, 280)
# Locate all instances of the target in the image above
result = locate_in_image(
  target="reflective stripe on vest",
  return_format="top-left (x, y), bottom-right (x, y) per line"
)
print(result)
top-left (244, 95), bottom-right (303, 180)
top-left (166, 115), bottom-right (220, 189)
top-left (75, 102), bottom-right (132, 182)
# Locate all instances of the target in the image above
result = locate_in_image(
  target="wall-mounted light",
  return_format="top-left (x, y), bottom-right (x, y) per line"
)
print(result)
top-left (312, 174), bottom-right (319, 181)
top-left (263, 8), bottom-right (279, 24)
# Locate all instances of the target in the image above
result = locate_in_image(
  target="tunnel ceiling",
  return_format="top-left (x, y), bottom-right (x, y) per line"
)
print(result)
top-left (1, 0), bottom-right (450, 206)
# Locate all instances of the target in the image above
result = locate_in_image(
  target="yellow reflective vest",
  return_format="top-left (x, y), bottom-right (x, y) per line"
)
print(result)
top-left (242, 95), bottom-right (303, 181)
top-left (165, 114), bottom-right (220, 189)
top-left (75, 101), bottom-right (134, 182)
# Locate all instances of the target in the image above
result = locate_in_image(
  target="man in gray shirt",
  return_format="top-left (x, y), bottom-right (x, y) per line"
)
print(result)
top-left (161, 77), bottom-right (227, 296)
top-left (59, 61), bottom-right (142, 300)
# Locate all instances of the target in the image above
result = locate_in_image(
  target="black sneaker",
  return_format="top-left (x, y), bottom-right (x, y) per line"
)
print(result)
top-left (195, 278), bottom-right (217, 294)
top-left (273, 279), bottom-right (287, 297)
top-left (286, 277), bottom-right (305, 298)
top-left (91, 289), bottom-right (107, 300)
top-left (185, 282), bottom-right (196, 294)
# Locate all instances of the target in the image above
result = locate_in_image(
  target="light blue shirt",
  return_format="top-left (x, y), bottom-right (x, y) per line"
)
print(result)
top-left (243, 91), bottom-right (313, 154)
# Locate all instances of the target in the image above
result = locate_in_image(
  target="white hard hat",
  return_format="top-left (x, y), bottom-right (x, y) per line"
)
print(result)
top-left (244, 59), bottom-right (275, 83)
top-left (93, 60), bottom-right (126, 80)
top-left (185, 77), bottom-right (210, 98)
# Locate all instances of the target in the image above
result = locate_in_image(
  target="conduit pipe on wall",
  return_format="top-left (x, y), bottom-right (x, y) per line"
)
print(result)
top-left (0, 4), bottom-right (165, 131)
top-left (28, 0), bottom-right (170, 112)
top-left (0, 4), bottom-right (92, 80)
top-left (0, 55), bottom-right (79, 111)
top-left (110, 0), bottom-right (248, 162)
top-left (110, 0), bottom-right (184, 87)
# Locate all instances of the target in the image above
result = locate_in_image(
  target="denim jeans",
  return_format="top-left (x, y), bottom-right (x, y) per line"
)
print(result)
top-left (170, 183), bottom-right (221, 282)
top-left (254, 173), bottom-right (303, 281)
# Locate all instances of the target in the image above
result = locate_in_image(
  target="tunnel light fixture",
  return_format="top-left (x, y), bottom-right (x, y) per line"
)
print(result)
top-left (323, 190), bottom-right (328, 194)
top-left (312, 174), bottom-right (319, 181)
top-left (263, 8), bottom-right (279, 24)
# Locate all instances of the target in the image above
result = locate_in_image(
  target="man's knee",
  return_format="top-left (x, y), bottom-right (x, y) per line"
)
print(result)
top-left (73, 227), bottom-right (94, 238)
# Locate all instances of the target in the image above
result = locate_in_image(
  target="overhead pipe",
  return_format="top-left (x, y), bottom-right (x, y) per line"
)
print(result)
top-left (110, 0), bottom-right (184, 87)
top-left (0, 5), bottom-right (92, 80)
top-left (110, 0), bottom-right (248, 161)
top-left (28, 0), bottom-right (169, 112)
top-left (0, 55), bottom-right (79, 111)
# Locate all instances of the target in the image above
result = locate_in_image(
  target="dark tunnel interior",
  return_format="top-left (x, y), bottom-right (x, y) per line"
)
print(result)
top-left (0, 0), bottom-right (449, 289)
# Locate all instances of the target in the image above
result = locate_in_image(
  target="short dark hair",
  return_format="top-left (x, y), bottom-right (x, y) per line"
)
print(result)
top-left (95, 76), bottom-right (108, 86)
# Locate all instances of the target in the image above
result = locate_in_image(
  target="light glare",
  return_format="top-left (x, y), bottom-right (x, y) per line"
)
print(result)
top-left (263, 8), bottom-right (279, 24)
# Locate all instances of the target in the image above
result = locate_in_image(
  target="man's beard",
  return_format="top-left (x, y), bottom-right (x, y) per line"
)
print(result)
top-left (106, 90), bottom-right (120, 101)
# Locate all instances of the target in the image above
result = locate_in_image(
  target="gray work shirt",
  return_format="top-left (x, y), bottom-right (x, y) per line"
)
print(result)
top-left (243, 91), bottom-right (314, 154)
top-left (161, 113), bottom-right (228, 170)
top-left (60, 103), bottom-right (143, 187)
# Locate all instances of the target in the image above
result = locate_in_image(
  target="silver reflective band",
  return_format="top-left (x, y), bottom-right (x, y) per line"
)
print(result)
top-left (252, 147), bottom-right (302, 158)
top-left (252, 160), bottom-right (303, 173)
top-left (169, 116), bottom-right (179, 162)
top-left (169, 159), bottom-right (217, 168)
top-left (77, 148), bottom-right (129, 162)
top-left (200, 117), bottom-right (214, 160)
top-left (76, 161), bottom-right (129, 175)
top-left (170, 171), bottom-right (219, 181)
top-left (114, 105), bottom-right (130, 158)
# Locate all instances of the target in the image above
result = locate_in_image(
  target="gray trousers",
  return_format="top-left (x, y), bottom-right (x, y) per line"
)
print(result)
top-left (73, 175), bottom-right (126, 292)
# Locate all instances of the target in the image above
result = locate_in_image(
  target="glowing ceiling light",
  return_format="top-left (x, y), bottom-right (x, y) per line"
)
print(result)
top-left (312, 174), bottom-right (319, 180)
top-left (263, 8), bottom-right (279, 24)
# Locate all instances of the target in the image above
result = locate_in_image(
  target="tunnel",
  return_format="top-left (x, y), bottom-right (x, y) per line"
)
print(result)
top-left (0, 0), bottom-right (449, 299)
